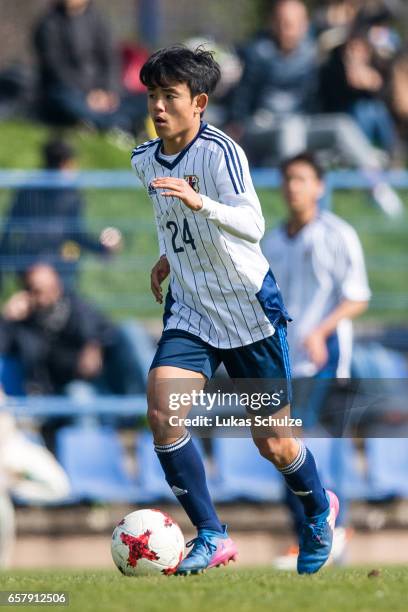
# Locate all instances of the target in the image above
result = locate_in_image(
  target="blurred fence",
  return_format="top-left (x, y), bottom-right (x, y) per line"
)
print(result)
top-left (0, 168), bottom-right (406, 318)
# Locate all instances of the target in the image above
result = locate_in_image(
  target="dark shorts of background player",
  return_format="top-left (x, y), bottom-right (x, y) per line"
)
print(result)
top-left (150, 322), bottom-right (292, 414)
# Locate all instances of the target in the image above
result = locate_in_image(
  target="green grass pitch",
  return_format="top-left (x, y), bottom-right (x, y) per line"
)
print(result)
top-left (0, 567), bottom-right (407, 612)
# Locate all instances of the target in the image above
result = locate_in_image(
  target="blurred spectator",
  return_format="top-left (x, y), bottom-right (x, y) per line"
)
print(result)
top-left (320, 31), bottom-right (400, 161)
top-left (313, 0), bottom-right (403, 55)
top-left (33, 0), bottom-right (145, 134)
top-left (313, 0), bottom-right (362, 52)
top-left (227, 0), bottom-right (388, 170)
top-left (262, 152), bottom-right (370, 569)
top-left (0, 263), bottom-right (146, 397)
top-left (0, 410), bottom-right (70, 568)
top-left (390, 50), bottom-right (408, 147)
top-left (226, 0), bottom-right (403, 215)
top-left (0, 138), bottom-right (122, 290)
top-left (227, 0), bottom-right (318, 161)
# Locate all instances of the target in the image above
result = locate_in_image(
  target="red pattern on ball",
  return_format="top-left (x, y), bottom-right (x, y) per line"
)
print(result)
top-left (120, 530), bottom-right (159, 567)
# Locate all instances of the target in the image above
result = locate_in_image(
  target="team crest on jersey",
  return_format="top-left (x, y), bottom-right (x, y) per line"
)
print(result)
top-left (148, 181), bottom-right (157, 195)
top-left (184, 175), bottom-right (200, 193)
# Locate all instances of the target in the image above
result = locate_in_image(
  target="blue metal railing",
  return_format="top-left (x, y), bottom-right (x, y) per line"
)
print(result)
top-left (0, 167), bottom-right (408, 192)
top-left (4, 395), bottom-right (147, 418)
top-left (0, 169), bottom-right (405, 313)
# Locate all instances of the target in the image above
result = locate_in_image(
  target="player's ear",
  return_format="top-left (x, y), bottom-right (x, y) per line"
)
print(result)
top-left (317, 180), bottom-right (325, 200)
top-left (194, 93), bottom-right (208, 116)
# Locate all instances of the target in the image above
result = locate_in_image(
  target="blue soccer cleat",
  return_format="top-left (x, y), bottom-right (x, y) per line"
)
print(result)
top-left (175, 525), bottom-right (238, 575)
top-left (297, 490), bottom-right (339, 575)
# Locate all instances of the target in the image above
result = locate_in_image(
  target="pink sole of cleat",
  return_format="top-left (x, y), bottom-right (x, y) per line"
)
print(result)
top-left (208, 539), bottom-right (238, 570)
top-left (327, 490), bottom-right (339, 528)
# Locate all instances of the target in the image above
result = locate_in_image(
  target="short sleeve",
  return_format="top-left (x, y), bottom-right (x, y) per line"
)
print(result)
top-left (333, 224), bottom-right (371, 302)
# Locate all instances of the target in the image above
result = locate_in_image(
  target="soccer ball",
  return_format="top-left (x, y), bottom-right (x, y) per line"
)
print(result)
top-left (111, 509), bottom-right (185, 576)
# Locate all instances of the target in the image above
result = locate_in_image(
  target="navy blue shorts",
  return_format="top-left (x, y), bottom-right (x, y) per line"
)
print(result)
top-left (150, 323), bottom-right (292, 408)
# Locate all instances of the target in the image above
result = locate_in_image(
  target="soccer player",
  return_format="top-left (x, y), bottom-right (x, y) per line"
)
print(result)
top-left (131, 45), bottom-right (338, 575)
top-left (262, 152), bottom-right (371, 568)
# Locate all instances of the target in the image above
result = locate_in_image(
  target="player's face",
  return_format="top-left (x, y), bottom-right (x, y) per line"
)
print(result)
top-left (282, 162), bottom-right (323, 214)
top-left (147, 83), bottom-right (207, 145)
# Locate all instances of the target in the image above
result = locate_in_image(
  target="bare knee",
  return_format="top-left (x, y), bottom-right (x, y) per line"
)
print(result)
top-left (147, 386), bottom-right (185, 445)
top-left (254, 437), bottom-right (299, 469)
top-left (147, 405), bottom-right (166, 437)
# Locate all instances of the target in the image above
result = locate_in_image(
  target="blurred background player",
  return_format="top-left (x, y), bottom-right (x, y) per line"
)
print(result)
top-left (262, 151), bottom-right (371, 569)
top-left (0, 138), bottom-right (122, 290)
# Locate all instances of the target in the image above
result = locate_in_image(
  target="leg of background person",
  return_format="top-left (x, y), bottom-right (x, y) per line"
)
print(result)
top-left (307, 113), bottom-right (384, 168)
top-left (278, 114), bottom-right (308, 159)
top-left (148, 366), bottom-right (223, 532)
top-left (373, 103), bottom-right (400, 159)
top-left (101, 321), bottom-right (155, 395)
top-left (302, 364), bottom-right (349, 531)
top-left (350, 100), bottom-right (398, 156)
top-left (0, 493), bottom-right (15, 568)
top-left (47, 87), bottom-right (114, 131)
top-left (349, 99), bottom-right (378, 144)
top-left (307, 113), bottom-right (403, 216)
top-left (241, 115), bottom-right (279, 166)
top-left (12, 326), bottom-right (53, 395)
top-left (329, 437), bottom-right (349, 528)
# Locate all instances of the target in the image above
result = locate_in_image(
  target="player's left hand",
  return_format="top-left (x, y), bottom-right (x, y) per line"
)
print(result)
top-left (77, 342), bottom-right (103, 378)
top-left (303, 331), bottom-right (328, 369)
top-left (151, 177), bottom-right (203, 211)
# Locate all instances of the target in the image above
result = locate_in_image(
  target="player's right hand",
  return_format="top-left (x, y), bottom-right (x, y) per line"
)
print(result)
top-left (151, 255), bottom-right (170, 304)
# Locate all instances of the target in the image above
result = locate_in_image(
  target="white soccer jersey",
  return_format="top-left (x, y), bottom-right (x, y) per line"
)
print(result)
top-left (262, 211), bottom-right (371, 377)
top-left (131, 122), bottom-right (289, 348)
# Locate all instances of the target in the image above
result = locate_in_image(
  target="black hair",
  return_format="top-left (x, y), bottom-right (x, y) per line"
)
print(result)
top-left (140, 45), bottom-right (221, 97)
top-left (43, 139), bottom-right (75, 169)
top-left (280, 152), bottom-right (324, 180)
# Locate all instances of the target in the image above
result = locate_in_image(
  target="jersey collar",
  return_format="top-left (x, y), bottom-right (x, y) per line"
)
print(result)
top-left (154, 121), bottom-right (208, 170)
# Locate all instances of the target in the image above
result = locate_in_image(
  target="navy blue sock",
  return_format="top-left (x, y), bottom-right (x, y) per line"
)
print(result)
top-left (155, 432), bottom-right (223, 532)
top-left (284, 486), bottom-right (305, 539)
top-left (278, 440), bottom-right (328, 517)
